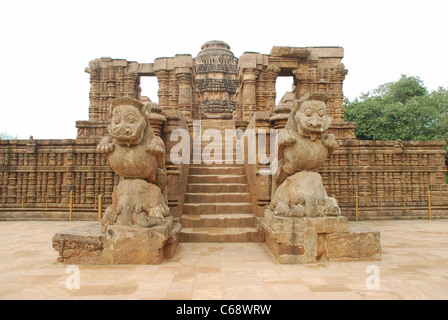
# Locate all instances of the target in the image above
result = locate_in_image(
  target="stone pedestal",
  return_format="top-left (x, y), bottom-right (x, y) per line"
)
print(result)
top-left (52, 222), bottom-right (181, 265)
top-left (261, 209), bottom-right (381, 264)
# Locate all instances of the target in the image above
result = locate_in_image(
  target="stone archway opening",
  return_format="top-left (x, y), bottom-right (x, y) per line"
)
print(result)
top-left (140, 76), bottom-right (159, 104)
top-left (275, 76), bottom-right (295, 106)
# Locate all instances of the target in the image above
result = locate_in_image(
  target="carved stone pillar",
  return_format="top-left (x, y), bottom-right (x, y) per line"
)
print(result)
top-left (81, 58), bottom-right (143, 141)
top-left (168, 72), bottom-right (179, 112)
top-left (147, 102), bottom-right (166, 137)
top-left (155, 70), bottom-right (170, 110)
top-left (48, 172), bottom-right (56, 203)
top-left (234, 88), bottom-right (242, 120)
top-left (293, 61), bottom-right (354, 140)
top-left (124, 73), bottom-right (139, 98)
top-left (263, 65), bottom-right (281, 112)
top-left (254, 111), bottom-right (275, 216)
top-left (8, 172), bottom-right (16, 203)
top-left (61, 148), bottom-right (74, 205)
top-left (176, 72), bottom-right (193, 119)
top-left (86, 60), bottom-right (101, 121)
top-left (242, 68), bottom-right (258, 121)
top-left (86, 153), bottom-right (95, 204)
top-left (293, 68), bottom-right (311, 99)
top-left (155, 56), bottom-right (195, 115)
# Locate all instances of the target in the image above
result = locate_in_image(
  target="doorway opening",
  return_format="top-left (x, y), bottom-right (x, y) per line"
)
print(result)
top-left (275, 76), bottom-right (295, 105)
top-left (140, 76), bottom-right (159, 103)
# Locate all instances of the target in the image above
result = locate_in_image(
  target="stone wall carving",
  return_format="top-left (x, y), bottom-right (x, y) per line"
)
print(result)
top-left (260, 93), bottom-right (381, 264)
top-left (53, 96), bottom-right (181, 264)
top-left (0, 41), bottom-right (446, 224)
top-left (270, 93), bottom-right (340, 218)
top-left (97, 97), bottom-right (170, 228)
top-left (195, 41), bottom-right (238, 119)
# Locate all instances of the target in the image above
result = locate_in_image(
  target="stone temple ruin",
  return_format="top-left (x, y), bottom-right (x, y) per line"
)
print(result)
top-left (0, 40), bottom-right (447, 264)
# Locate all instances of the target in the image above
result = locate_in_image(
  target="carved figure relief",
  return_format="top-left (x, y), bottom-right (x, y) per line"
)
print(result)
top-left (269, 93), bottom-right (341, 217)
top-left (97, 97), bottom-right (170, 228)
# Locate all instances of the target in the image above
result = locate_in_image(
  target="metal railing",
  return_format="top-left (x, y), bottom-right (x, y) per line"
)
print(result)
top-left (340, 185), bottom-right (448, 220)
top-left (68, 192), bottom-right (104, 222)
top-left (0, 192), bottom-right (112, 221)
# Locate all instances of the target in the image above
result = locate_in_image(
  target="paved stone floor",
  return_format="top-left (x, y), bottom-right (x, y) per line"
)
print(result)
top-left (0, 219), bottom-right (447, 300)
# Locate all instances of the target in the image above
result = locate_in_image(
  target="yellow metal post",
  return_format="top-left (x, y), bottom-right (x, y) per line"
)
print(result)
top-left (69, 191), bottom-right (73, 222)
top-left (355, 192), bottom-right (359, 221)
top-left (428, 189), bottom-right (432, 220)
top-left (98, 195), bottom-right (102, 221)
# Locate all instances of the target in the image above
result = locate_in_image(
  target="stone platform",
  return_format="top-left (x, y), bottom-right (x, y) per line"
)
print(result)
top-left (1, 220), bottom-right (448, 299)
top-left (52, 222), bottom-right (181, 265)
top-left (261, 211), bottom-right (381, 264)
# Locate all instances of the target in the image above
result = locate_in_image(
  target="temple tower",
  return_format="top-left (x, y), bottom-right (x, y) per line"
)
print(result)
top-left (194, 40), bottom-right (238, 119)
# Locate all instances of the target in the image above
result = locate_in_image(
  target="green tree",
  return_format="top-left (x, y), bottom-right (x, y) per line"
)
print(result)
top-left (344, 75), bottom-right (448, 163)
top-left (381, 75), bottom-right (428, 104)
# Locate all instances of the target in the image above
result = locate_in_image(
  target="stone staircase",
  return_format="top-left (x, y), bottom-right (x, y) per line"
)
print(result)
top-left (179, 120), bottom-right (264, 242)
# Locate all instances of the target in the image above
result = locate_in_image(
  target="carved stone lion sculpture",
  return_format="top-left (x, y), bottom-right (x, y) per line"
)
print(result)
top-left (97, 97), bottom-right (170, 228)
top-left (270, 93), bottom-right (340, 217)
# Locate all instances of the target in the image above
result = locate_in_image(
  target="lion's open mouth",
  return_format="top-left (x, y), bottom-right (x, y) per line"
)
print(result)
top-left (109, 124), bottom-right (146, 146)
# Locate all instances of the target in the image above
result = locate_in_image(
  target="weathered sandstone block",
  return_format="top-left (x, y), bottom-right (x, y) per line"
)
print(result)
top-left (324, 227), bottom-right (381, 261)
top-left (52, 96), bottom-right (179, 265)
top-left (261, 208), bottom-right (381, 264)
top-left (52, 222), bottom-right (181, 265)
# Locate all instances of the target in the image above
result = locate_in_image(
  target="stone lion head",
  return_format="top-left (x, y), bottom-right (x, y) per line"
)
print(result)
top-left (108, 97), bottom-right (151, 146)
top-left (287, 93), bottom-right (331, 136)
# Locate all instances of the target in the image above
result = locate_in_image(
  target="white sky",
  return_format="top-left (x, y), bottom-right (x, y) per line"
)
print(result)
top-left (0, 0), bottom-right (447, 139)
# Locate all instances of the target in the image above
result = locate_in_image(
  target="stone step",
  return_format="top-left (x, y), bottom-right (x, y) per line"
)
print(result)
top-left (193, 128), bottom-right (236, 135)
top-left (182, 129), bottom-right (259, 243)
top-left (186, 183), bottom-right (249, 193)
top-left (179, 227), bottom-right (264, 243)
top-left (194, 136), bottom-right (241, 142)
top-left (193, 142), bottom-right (239, 148)
top-left (185, 192), bottom-right (251, 203)
top-left (188, 174), bottom-right (247, 184)
top-left (198, 127), bottom-right (236, 132)
top-left (202, 114), bottom-right (233, 120)
top-left (192, 148), bottom-right (241, 156)
top-left (180, 214), bottom-right (256, 228)
top-left (192, 140), bottom-right (241, 148)
top-left (193, 132), bottom-right (238, 137)
top-left (189, 163), bottom-right (245, 168)
top-left (189, 166), bottom-right (245, 175)
top-left (192, 144), bottom-right (241, 152)
top-left (199, 120), bottom-right (235, 127)
top-left (201, 108), bottom-right (235, 113)
top-left (183, 202), bottom-right (253, 214)
top-left (190, 155), bottom-right (244, 164)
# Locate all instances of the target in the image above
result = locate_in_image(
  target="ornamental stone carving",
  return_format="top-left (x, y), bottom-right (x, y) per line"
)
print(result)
top-left (97, 97), bottom-right (171, 228)
top-left (53, 97), bottom-right (180, 265)
top-left (271, 93), bottom-right (341, 218)
top-left (261, 93), bottom-right (380, 264)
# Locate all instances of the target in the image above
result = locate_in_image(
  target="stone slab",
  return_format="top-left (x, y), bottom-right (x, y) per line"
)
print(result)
top-left (324, 226), bottom-right (381, 261)
top-left (52, 222), bottom-right (181, 265)
top-left (264, 209), bottom-right (348, 242)
top-left (264, 226), bottom-right (317, 264)
top-left (261, 213), bottom-right (381, 264)
top-left (52, 223), bottom-right (106, 264)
